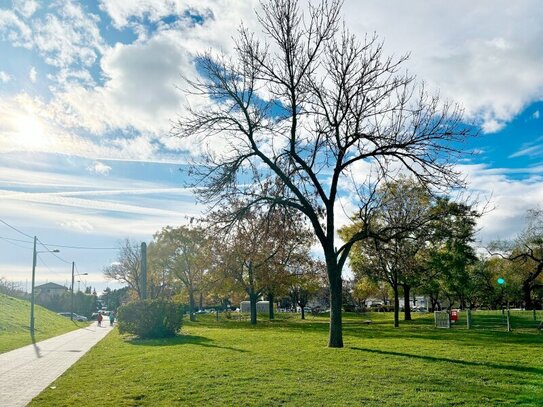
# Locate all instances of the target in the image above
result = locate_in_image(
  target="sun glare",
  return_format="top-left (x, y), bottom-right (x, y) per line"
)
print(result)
top-left (14, 114), bottom-right (50, 150)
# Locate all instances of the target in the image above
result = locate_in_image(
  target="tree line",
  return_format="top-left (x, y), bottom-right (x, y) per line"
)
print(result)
top-left (104, 180), bottom-right (543, 332)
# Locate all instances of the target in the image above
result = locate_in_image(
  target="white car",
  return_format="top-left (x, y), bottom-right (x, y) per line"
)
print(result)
top-left (58, 312), bottom-right (88, 321)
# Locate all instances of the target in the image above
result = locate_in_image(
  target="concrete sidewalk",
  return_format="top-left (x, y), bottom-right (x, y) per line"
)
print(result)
top-left (0, 321), bottom-right (113, 407)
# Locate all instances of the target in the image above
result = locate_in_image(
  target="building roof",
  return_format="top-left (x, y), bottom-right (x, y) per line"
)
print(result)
top-left (35, 282), bottom-right (68, 290)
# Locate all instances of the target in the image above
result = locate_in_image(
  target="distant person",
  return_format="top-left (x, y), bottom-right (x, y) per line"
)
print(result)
top-left (97, 312), bottom-right (103, 327)
top-left (109, 311), bottom-right (115, 326)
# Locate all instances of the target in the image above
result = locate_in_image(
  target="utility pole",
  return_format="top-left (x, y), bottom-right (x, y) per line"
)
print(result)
top-left (70, 262), bottom-right (75, 321)
top-left (30, 236), bottom-right (37, 335)
top-left (141, 242), bottom-right (147, 300)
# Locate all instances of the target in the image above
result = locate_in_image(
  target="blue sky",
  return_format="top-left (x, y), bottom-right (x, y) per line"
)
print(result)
top-left (0, 0), bottom-right (542, 292)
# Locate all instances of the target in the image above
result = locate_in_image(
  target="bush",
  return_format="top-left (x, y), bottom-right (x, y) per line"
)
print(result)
top-left (117, 299), bottom-right (184, 339)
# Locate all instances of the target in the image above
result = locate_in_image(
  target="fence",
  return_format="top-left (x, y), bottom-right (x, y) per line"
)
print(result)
top-left (436, 309), bottom-right (543, 332)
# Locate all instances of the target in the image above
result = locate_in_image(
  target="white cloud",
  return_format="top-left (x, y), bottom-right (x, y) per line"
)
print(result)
top-left (13, 0), bottom-right (39, 18)
top-left (0, 95), bottom-right (192, 161)
top-left (0, 71), bottom-right (11, 83)
top-left (458, 163), bottom-right (543, 242)
top-left (481, 119), bottom-right (505, 134)
top-left (50, 31), bottom-right (195, 138)
top-left (0, 9), bottom-right (33, 48)
top-left (509, 145), bottom-right (543, 159)
top-left (60, 218), bottom-right (94, 233)
top-left (342, 0), bottom-right (543, 133)
top-left (31, 1), bottom-right (103, 69)
top-left (29, 66), bottom-right (36, 83)
top-left (87, 161), bottom-right (112, 176)
top-left (508, 136), bottom-right (543, 159)
top-left (98, 0), bottom-right (178, 29)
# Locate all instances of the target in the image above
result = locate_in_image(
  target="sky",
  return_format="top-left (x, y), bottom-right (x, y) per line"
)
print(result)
top-left (0, 0), bottom-right (542, 293)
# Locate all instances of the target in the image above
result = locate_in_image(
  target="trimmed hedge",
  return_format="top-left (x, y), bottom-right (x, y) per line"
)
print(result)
top-left (117, 299), bottom-right (184, 338)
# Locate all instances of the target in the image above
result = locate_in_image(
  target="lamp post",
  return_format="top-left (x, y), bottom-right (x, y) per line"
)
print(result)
top-left (497, 277), bottom-right (511, 332)
top-left (30, 237), bottom-right (60, 335)
top-left (70, 262), bottom-right (88, 321)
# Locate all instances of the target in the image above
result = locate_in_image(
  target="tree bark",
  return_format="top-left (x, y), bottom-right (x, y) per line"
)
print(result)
top-left (189, 290), bottom-right (196, 322)
top-left (403, 284), bottom-right (412, 321)
top-left (249, 293), bottom-right (258, 325)
top-left (268, 292), bottom-right (274, 320)
top-left (393, 284), bottom-right (399, 328)
top-left (328, 260), bottom-right (343, 347)
top-left (523, 281), bottom-right (533, 310)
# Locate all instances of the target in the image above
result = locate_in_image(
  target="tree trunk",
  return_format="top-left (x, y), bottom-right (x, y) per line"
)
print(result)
top-left (393, 284), bottom-right (399, 328)
top-left (523, 281), bottom-right (533, 310)
top-left (249, 293), bottom-right (258, 325)
top-left (327, 260), bottom-right (343, 348)
top-left (268, 292), bottom-right (274, 320)
top-left (403, 284), bottom-right (412, 321)
top-left (189, 290), bottom-right (196, 322)
top-left (459, 295), bottom-right (466, 310)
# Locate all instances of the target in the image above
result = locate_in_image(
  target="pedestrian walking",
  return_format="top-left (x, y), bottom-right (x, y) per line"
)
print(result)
top-left (97, 312), bottom-right (103, 327)
top-left (109, 311), bottom-right (115, 326)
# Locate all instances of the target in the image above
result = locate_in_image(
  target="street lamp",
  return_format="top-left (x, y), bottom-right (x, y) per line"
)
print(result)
top-left (71, 261), bottom-right (88, 320)
top-left (497, 277), bottom-right (511, 332)
top-left (30, 236), bottom-right (60, 335)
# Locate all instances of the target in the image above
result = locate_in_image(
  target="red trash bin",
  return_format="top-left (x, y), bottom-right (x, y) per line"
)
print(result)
top-left (450, 309), bottom-right (458, 322)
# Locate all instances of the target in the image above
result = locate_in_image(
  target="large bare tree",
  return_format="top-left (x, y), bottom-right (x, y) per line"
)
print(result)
top-left (174, 0), bottom-right (472, 347)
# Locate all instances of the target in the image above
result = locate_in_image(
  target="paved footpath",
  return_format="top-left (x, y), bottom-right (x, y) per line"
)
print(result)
top-left (0, 321), bottom-right (113, 407)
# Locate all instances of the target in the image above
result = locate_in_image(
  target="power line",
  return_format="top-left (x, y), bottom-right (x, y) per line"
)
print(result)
top-left (41, 243), bottom-right (119, 250)
top-left (0, 237), bottom-right (33, 250)
top-left (0, 218), bottom-right (122, 251)
top-left (0, 218), bottom-right (33, 239)
top-left (36, 254), bottom-right (68, 281)
top-left (0, 235), bottom-right (33, 244)
top-left (37, 238), bottom-right (72, 264)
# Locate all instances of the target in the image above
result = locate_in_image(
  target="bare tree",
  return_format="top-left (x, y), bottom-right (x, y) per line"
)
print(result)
top-left (104, 239), bottom-right (143, 299)
top-left (174, 0), bottom-right (472, 347)
top-left (490, 209), bottom-right (543, 310)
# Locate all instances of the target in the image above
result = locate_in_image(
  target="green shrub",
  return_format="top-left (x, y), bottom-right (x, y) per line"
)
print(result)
top-left (117, 299), bottom-right (184, 338)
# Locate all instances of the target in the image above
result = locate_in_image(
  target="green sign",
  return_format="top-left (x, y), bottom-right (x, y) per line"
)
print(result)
top-left (497, 278), bottom-right (505, 285)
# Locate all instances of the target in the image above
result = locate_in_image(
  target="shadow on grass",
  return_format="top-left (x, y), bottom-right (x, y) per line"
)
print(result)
top-left (126, 334), bottom-right (248, 353)
top-left (344, 323), bottom-right (543, 345)
top-left (351, 346), bottom-right (543, 375)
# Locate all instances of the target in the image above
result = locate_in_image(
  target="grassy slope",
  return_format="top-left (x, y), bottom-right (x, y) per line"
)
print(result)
top-left (31, 312), bottom-right (543, 406)
top-left (0, 293), bottom-right (87, 353)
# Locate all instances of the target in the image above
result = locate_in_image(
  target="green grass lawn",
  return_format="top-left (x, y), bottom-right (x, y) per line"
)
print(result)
top-left (0, 293), bottom-right (88, 353)
top-left (30, 312), bottom-right (543, 406)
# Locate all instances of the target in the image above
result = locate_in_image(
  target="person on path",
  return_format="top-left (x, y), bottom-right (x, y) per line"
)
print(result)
top-left (97, 312), bottom-right (103, 327)
top-left (109, 311), bottom-right (115, 326)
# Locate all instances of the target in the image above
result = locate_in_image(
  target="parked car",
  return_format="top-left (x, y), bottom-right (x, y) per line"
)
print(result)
top-left (57, 312), bottom-right (88, 321)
